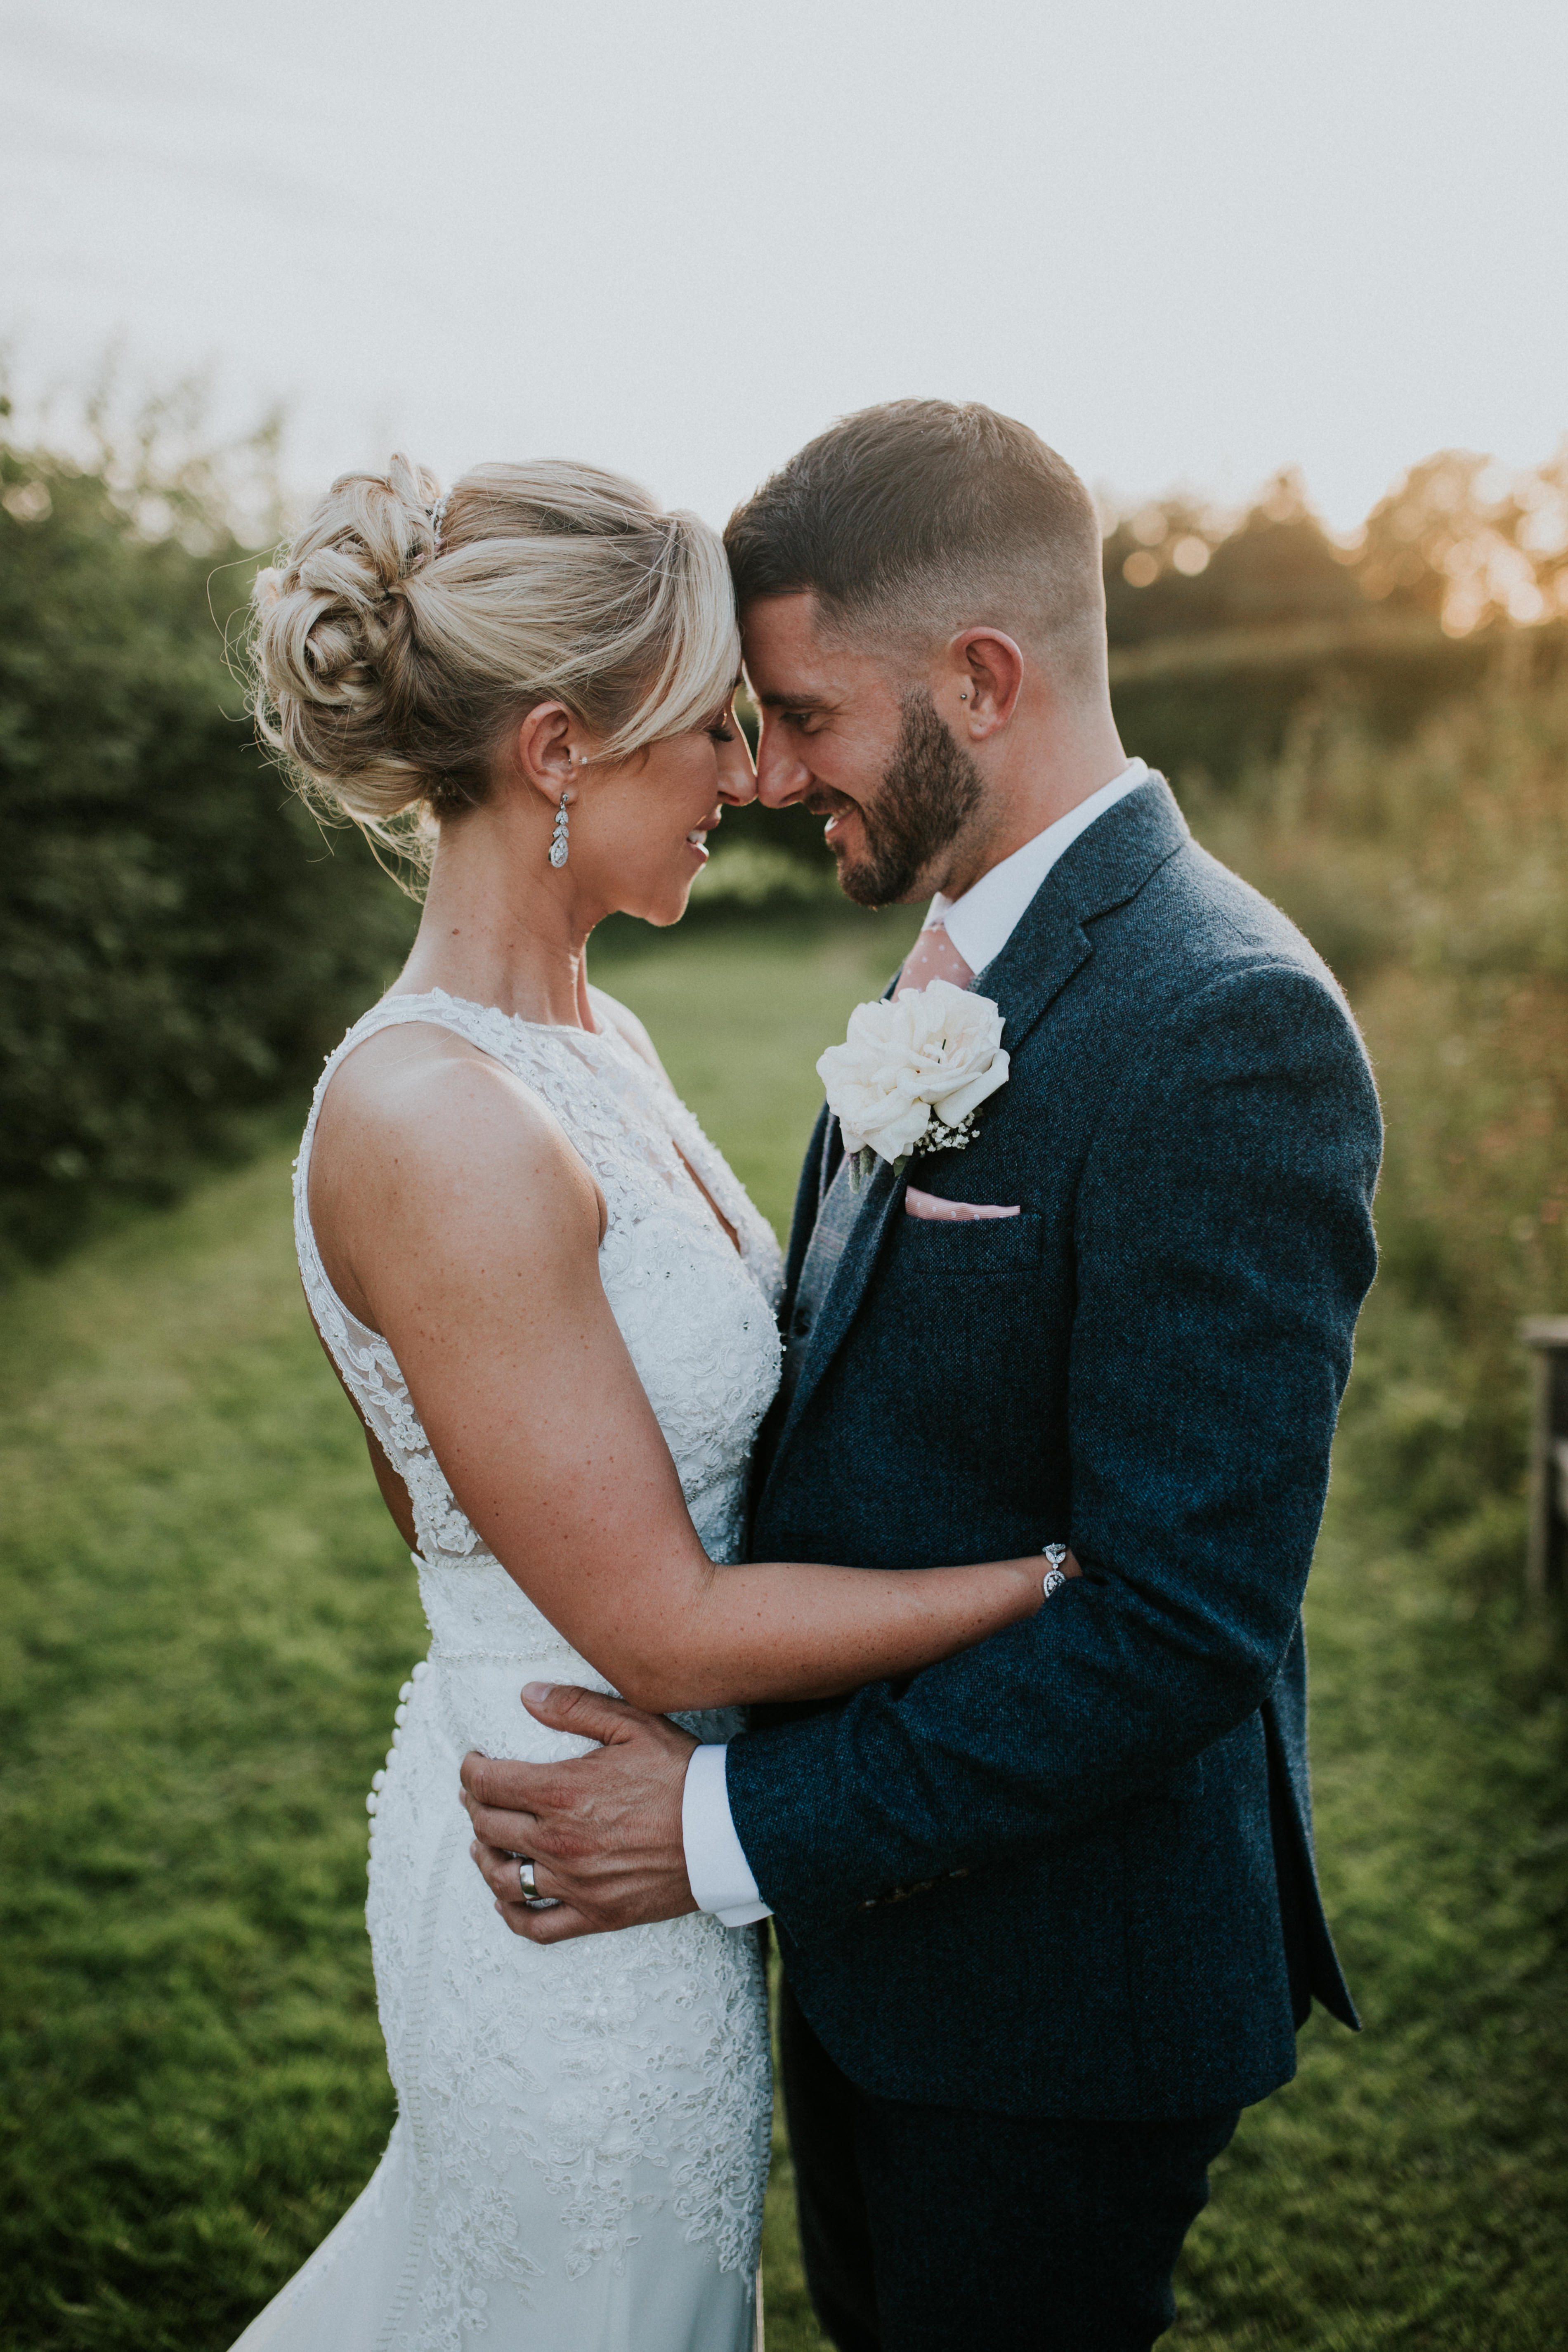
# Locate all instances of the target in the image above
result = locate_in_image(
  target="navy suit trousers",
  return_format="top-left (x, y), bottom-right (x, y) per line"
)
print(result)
top-left (780, 1981), bottom-right (1240, 2352)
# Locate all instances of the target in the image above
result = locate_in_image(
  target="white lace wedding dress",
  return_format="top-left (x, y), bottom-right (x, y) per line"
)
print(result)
top-left (231, 987), bottom-right (782, 2352)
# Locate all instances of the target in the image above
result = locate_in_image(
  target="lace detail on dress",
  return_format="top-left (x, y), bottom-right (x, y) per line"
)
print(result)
top-left (281, 986), bottom-right (781, 2349)
top-left (294, 988), bottom-right (781, 1573)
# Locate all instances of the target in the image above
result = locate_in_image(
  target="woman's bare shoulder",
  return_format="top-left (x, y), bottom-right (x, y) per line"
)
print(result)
top-left (311, 1017), bottom-right (603, 1290)
top-left (316, 1017), bottom-right (560, 1151)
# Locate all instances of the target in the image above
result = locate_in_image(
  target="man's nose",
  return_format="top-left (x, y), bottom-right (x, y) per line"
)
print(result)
top-left (754, 718), bottom-right (812, 809)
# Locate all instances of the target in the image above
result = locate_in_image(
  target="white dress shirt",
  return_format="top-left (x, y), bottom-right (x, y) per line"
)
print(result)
top-left (682, 758), bottom-right (1151, 1925)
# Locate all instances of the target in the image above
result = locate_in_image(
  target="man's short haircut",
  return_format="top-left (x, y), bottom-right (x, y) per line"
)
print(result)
top-left (724, 399), bottom-right (1107, 691)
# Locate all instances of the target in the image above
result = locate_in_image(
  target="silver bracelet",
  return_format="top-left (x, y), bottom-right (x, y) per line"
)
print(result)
top-left (1041, 1541), bottom-right (1068, 1599)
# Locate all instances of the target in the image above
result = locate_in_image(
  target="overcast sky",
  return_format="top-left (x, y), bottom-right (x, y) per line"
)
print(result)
top-left (4, 0), bottom-right (1565, 531)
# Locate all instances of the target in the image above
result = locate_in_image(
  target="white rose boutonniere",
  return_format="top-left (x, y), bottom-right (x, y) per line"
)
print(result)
top-left (816, 977), bottom-right (1011, 1189)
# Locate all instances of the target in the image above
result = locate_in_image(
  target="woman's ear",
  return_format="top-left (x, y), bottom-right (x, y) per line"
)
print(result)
top-left (511, 701), bottom-right (580, 806)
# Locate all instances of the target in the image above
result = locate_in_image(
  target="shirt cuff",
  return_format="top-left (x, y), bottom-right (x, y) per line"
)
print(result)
top-left (682, 1740), bottom-right (772, 1926)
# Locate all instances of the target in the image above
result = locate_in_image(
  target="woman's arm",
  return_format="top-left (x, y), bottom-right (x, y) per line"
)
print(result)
top-left (309, 1023), bottom-right (1048, 1713)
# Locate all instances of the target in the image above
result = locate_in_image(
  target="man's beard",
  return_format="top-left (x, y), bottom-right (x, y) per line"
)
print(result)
top-left (822, 688), bottom-right (985, 909)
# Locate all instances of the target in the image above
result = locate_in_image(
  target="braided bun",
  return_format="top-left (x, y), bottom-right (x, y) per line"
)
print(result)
top-left (250, 453), bottom-right (738, 848)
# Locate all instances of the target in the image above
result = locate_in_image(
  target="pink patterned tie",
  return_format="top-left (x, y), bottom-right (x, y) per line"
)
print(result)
top-left (895, 921), bottom-right (975, 998)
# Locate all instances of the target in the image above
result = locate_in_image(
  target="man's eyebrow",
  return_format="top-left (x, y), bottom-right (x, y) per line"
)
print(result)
top-left (753, 688), bottom-right (832, 711)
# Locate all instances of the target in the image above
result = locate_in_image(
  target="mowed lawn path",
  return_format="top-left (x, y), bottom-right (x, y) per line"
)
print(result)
top-left (2, 918), bottom-right (1564, 2350)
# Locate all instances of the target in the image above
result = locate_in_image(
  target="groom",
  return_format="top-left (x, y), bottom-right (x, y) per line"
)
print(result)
top-left (462, 400), bottom-right (1382, 2348)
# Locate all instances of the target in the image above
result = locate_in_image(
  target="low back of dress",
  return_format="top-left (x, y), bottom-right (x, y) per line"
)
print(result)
top-left (233, 988), bottom-right (779, 2352)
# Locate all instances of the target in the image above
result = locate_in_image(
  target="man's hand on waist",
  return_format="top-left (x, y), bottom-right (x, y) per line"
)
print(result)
top-left (461, 1684), bottom-right (698, 1942)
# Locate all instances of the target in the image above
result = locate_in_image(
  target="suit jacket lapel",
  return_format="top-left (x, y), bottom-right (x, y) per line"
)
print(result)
top-left (778, 1103), bottom-right (836, 1311)
top-left (776, 1149), bottom-right (902, 1445)
top-left (765, 777), bottom-right (1191, 1481)
top-left (973, 776), bottom-right (1190, 1055)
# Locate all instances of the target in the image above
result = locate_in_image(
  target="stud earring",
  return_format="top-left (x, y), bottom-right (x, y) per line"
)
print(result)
top-left (959, 692), bottom-right (969, 701)
top-left (548, 790), bottom-right (570, 869)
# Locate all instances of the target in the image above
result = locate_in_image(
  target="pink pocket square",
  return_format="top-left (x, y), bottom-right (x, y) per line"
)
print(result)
top-left (904, 1187), bottom-right (1021, 1222)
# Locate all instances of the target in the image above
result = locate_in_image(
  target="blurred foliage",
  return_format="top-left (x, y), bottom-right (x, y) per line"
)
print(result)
top-left (1101, 458), bottom-right (1568, 786)
top-left (1181, 667), bottom-right (1568, 1593)
top-left (1358, 449), bottom-right (1568, 634)
top-left (0, 399), bottom-right (417, 1269)
top-left (1107, 616), bottom-right (1526, 796)
top-left (1103, 449), bottom-right (1568, 641)
top-left (1104, 470), bottom-right (1369, 644)
top-left (690, 839), bottom-right (841, 914)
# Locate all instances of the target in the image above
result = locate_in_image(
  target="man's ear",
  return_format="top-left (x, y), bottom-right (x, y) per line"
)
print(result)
top-left (950, 631), bottom-right (1025, 737)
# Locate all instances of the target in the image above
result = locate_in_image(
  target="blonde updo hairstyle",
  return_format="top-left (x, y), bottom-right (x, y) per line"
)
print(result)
top-left (250, 454), bottom-right (739, 858)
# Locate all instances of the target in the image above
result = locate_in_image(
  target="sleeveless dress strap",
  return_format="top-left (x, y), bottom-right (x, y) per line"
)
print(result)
top-left (295, 995), bottom-right (492, 1355)
top-left (294, 988), bottom-right (582, 1368)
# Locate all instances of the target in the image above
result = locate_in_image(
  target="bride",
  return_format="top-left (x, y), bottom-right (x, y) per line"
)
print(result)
top-left (233, 456), bottom-right (1053, 2352)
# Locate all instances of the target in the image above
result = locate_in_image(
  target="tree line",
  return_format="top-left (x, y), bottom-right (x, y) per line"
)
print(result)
top-left (2, 404), bottom-right (1564, 1266)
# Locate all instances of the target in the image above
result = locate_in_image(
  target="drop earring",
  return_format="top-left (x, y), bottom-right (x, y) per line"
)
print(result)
top-left (548, 790), bottom-right (570, 869)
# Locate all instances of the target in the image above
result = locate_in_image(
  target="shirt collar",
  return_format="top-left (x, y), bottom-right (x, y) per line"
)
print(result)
top-left (927, 759), bottom-right (1150, 978)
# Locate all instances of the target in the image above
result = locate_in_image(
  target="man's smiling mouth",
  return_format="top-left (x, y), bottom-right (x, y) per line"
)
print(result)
top-left (806, 793), bottom-right (858, 846)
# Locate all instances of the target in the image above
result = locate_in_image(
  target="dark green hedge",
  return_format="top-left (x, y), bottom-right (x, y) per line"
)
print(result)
top-left (1105, 615), bottom-right (1544, 787)
top-left (0, 450), bottom-right (416, 1267)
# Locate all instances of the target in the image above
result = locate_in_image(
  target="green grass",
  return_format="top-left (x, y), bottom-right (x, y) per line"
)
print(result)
top-left (0, 1132), bottom-right (424, 2350)
top-left (2, 914), bottom-right (1565, 2349)
top-left (1169, 1450), bottom-right (1568, 2347)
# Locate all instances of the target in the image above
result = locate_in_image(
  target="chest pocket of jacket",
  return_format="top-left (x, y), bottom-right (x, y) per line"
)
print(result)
top-left (874, 1209), bottom-right (1059, 1362)
top-left (891, 1207), bottom-right (1051, 1310)
top-left (893, 1207), bottom-right (1049, 1277)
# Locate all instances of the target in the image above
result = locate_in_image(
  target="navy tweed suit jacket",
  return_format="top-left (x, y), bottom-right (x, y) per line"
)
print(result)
top-left (728, 777), bottom-right (1383, 2122)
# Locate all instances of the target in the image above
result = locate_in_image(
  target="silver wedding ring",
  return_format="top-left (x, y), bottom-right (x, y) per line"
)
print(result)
top-left (509, 1853), bottom-right (558, 1910)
